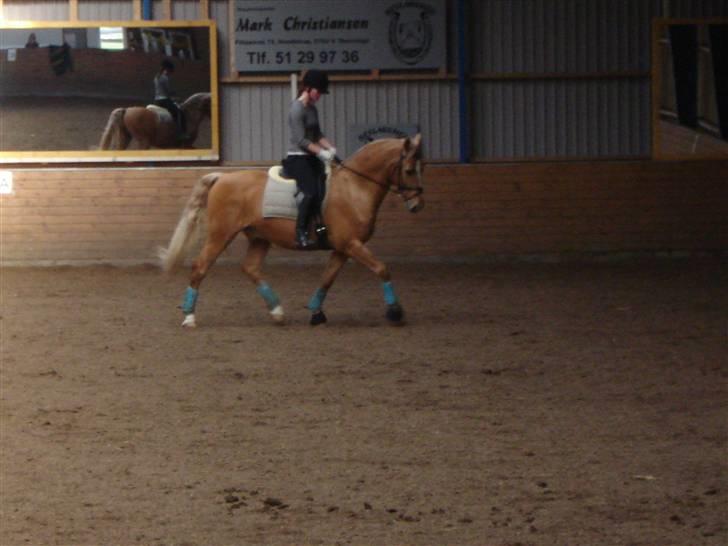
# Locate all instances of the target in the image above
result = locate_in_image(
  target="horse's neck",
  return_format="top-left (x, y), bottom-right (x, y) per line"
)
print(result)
top-left (182, 95), bottom-right (206, 130)
top-left (345, 143), bottom-right (399, 193)
top-left (334, 143), bottom-right (399, 211)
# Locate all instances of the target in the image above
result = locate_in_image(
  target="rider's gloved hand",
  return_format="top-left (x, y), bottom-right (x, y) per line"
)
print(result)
top-left (316, 148), bottom-right (335, 163)
top-left (328, 148), bottom-right (343, 164)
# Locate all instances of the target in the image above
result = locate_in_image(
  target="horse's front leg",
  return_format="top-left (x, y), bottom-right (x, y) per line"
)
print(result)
top-left (308, 250), bottom-right (348, 326)
top-left (345, 240), bottom-right (404, 324)
top-left (242, 238), bottom-right (284, 324)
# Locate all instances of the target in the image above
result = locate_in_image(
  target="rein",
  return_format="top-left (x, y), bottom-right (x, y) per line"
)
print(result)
top-left (334, 154), bottom-right (423, 197)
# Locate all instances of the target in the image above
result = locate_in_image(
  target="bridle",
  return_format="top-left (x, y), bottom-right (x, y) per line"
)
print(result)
top-left (334, 151), bottom-right (424, 200)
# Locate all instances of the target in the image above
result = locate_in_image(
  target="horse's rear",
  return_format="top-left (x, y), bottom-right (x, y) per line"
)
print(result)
top-left (99, 108), bottom-right (130, 150)
top-left (99, 106), bottom-right (174, 150)
top-left (159, 170), bottom-right (269, 273)
top-left (124, 107), bottom-right (175, 148)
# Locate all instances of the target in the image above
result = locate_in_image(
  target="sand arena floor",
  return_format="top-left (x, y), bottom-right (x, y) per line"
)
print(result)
top-left (0, 260), bottom-right (725, 545)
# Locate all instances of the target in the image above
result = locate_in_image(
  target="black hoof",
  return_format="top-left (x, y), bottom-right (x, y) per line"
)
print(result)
top-left (310, 310), bottom-right (327, 326)
top-left (385, 303), bottom-right (404, 323)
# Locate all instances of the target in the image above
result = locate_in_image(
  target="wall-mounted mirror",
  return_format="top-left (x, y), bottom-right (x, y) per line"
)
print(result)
top-left (0, 20), bottom-right (218, 163)
top-left (653, 18), bottom-right (728, 160)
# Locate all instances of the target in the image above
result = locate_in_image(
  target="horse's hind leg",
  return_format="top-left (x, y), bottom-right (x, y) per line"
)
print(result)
top-left (180, 230), bottom-right (236, 328)
top-left (118, 129), bottom-right (132, 150)
top-left (345, 240), bottom-right (404, 323)
top-left (307, 250), bottom-right (348, 326)
top-left (242, 238), bottom-right (284, 324)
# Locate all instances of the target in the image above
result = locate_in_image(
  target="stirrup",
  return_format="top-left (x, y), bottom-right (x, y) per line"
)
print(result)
top-left (296, 230), bottom-right (314, 249)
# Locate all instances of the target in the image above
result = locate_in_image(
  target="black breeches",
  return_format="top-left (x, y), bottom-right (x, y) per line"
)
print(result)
top-left (155, 98), bottom-right (185, 131)
top-left (283, 154), bottom-right (325, 203)
top-left (155, 98), bottom-right (179, 121)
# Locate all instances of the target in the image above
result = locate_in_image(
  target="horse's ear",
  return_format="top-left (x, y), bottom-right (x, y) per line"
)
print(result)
top-left (404, 133), bottom-right (422, 155)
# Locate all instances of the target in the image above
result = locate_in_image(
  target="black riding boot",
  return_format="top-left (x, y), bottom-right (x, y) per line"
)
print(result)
top-left (295, 195), bottom-right (315, 248)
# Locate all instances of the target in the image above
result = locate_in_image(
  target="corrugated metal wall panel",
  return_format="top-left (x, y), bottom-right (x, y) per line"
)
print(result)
top-left (211, 0), bottom-right (231, 80)
top-left (221, 81), bottom-right (459, 162)
top-left (473, 79), bottom-right (651, 159)
top-left (221, 83), bottom-right (290, 162)
top-left (2, 0), bottom-right (69, 20)
top-left (78, 1), bottom-right (133, 21)
top-left (470, 0), bottom-right (659, 159)
top-left (473, 0), bottom-right (661, 73)
top-left (152, 0), bottom-right (165, 20)
top-left (666, 0), bottom-right (728, 17)
top-left (171, 0), bottom-right (203, 20)
top-left (322, 81), bottom-right (459, 161)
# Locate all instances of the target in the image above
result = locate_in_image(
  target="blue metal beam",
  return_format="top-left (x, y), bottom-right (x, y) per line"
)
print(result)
top-left (457, 0), bottom-right (470, 163)
top-left (143, 0), bottom-right (153, 20)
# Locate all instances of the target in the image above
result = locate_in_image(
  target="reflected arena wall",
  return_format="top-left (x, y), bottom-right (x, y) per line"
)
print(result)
top-left (0, 48), bottom-right (208, 100)
top-left (1, 162), bottom-right (726, 266)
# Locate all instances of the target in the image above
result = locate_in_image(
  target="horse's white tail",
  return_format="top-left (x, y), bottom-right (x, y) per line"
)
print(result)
top-left (99, 108), bottom-right (126, 150)
top-left (158, 172), bottom-right (222, 273)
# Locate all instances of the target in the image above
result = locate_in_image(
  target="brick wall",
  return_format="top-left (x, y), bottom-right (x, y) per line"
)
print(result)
top-left (1, 161), bottom-right (726, 266)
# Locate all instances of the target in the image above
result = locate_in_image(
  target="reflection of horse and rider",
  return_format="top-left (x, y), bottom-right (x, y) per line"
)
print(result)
top-left (99, 59), bottom-right (210, 150)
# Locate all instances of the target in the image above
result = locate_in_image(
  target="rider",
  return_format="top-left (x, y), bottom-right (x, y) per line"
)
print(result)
top-left (284, 69), bottom-right (338, 249)
top-left (153, 59), bottom-right (187, 139)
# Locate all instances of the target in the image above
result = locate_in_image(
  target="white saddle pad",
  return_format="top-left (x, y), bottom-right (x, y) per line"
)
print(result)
top-left (261, 165), bottom-right (331, 219)
top-left (146, 104), bottom-right (172, 123)
top-left (262, 166), bottom-right (298, 219)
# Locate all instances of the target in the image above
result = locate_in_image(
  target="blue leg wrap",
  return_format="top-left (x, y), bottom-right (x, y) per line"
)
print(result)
top-left (257, 282), bottom-right (280, 310)
top-left (307, 287), bottom-right (328, 312)
top-left (182, 286), bottom-right (198, 314)
top-left (382, 281), bottom-right (398, 305)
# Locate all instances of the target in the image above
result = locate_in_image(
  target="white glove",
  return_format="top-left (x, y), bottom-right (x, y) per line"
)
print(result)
top-left (316, 148), bottom-right (334, 162)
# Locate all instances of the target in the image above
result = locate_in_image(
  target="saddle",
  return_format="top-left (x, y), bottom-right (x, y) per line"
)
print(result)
top-left (146, 104), bottom-right (188, 142)
top-left (261, 165), bottom-right (331, 247)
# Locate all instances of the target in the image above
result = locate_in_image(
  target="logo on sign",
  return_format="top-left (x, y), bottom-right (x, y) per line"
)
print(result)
top-left (386, 2), bottom-right (434, 65)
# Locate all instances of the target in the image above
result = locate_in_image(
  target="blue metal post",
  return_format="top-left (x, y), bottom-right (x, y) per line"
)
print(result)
top-left (143, 0), bottom-right (153, 20)
top-left (457, 0), bottom-right (470, 163)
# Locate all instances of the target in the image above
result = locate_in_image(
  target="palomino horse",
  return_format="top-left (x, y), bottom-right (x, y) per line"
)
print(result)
top-left (99, 92), bottom-right (211, 150)
top-left (158, 134), bottom-right (425, 327)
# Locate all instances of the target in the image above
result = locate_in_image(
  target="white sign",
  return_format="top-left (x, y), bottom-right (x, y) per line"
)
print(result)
top-left (234, 0), bottom-right (446, 72)
top-left (0, 171), bottom-right (14, 195)
top-left (7, 48), bottom-right (17, 62)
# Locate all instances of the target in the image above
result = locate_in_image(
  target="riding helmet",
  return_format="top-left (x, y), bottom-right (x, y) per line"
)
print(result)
top-left (161, 59), bottom-right (175, 72)
top-left (302, 69), bottom-right (330, 94)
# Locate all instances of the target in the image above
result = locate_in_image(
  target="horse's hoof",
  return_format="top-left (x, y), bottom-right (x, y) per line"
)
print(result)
top-left (385, 303), bottom-right (404, 323)
top-left (270, 305), bottom-right (285, 325)
top-left (181, 314), bottom-right (197, 328)
top-left (310, 310), bottom-right (327, 326)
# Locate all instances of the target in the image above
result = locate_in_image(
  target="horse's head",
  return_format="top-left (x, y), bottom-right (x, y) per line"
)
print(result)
top-left (392, 134), bottom-right (425, 213)
top-left (338, 134), bottom-right (425, 213)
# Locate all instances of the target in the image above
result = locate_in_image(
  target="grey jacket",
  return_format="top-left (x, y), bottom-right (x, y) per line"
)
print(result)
top-left (287, 99), bottom-right (323, 154)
